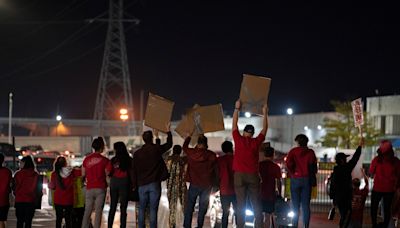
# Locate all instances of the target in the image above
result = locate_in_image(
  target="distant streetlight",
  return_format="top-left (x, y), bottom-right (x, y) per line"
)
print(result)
top-left (56, 115), bottom-right (62, 122)
top-left (317, 125), bottom-right (322, 130)
top-left (244, 112), bottom-right (251, 118)
top-left (120, 108), bottom-right (129, 121)
top-left (286, 108), bottom-right (293, 115)
top-left (304, 126), bottom-right (309, 131)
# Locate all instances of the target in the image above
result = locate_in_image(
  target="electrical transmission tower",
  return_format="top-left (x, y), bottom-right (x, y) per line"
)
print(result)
top-left (94, 0), bottom-right (138, 136)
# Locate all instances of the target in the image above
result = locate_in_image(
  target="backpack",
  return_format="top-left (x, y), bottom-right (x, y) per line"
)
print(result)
top-left (328, 169), bottom-right (336, 200)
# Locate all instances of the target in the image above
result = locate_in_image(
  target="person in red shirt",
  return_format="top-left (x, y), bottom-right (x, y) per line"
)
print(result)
top-left (0, 153), bottom-right (12, 228)
top-left (259, 145), bottom-right (282, 228)
top-left (13, 155), bottom-right (39, 228)
top-left (183, 134), bottom-right (218, 228)
top-left (217, 141), bottom-right (237, 228)
top-left (107, 141), bottom-right (133, 228)
top-left (49, 156), bottom-right (75, 228)
top-left (285, 134), bottom-right (317, 228)
top-left (349, 168), bottom-right (369, 228)
top-left (370, 140), bottom-right (400, 228)
top-left (232, 100), bottom-right (268, 228)
top-left (81, 137), bottom-right (111, 228)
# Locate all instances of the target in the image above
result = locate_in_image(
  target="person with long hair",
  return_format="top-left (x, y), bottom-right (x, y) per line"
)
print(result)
top-left (12, 155), bottom-right (39, 228)
top-left (166, 145), bottom-right (187, 228)
top-left (107, 142), bottom-right (132, 228)
top-left (49, 156), bottom-right (75, 228)
top-left (370, 140), bottom-right (400, 228)
top-left (82, 137), bottom-right (111, 228)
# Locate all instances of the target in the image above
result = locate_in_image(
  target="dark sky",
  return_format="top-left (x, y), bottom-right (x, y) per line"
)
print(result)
top-left (0, 1), bottom-right (397, 120)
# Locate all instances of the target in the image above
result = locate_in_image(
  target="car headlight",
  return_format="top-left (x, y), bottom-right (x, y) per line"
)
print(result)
top-left (245, 209), bottom-right (254, 216)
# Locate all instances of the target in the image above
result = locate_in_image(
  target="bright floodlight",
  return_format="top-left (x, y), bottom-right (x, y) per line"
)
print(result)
top-left (56, 115), bottom-right (62, 121)
top-left (317, 125), bottom-right (322, 130)
top-left (288, 211), bottom-right (295, 218)
top-left (244, 112), bottom-right (251, 118)
top-left (245, 209), bottom-right (254, 216)
top-left (120, 108), bottom-right (128, 115)
top-left (304, 126), bottom-right (309, 131)
top-left (286, 108), bottom-right (293, 115)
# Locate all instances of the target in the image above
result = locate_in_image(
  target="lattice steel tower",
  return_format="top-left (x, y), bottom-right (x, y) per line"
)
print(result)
top-left (94, 0), bottom-right (137, 135)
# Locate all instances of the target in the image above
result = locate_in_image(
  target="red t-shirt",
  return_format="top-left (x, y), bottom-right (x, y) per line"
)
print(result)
top-left (110, 158), bottom-right (128, 178)
top-left (83, 152), bottom-right (111, 189)
top-left (13, 168), bottom-right (39, 203)
top-left (50, 171), bottom-right (75, 206)
top-left (285, 147), bottom-right (317, 178)
top-left (370, 156), bottom-right (400, 192)
top-left (232, 129), bottom-right (265, 174)
top-left (217, 154), bottom-right (235, 195)
top-left (0, 167), bottom-right (12, 206)
top-left (259, 160), bottom-right (282, 201)
top-left (351, 187), bottom-right (369, 221)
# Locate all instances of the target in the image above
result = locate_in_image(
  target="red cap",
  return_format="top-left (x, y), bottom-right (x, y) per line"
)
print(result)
top-left (379, 140), bottom-right (393, 154)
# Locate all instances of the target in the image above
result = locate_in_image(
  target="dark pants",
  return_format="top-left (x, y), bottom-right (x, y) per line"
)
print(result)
top-left (290, 177), bottom-right (311, 228)
top-left (221, 194), bottom-right (237, 228)
top-left (183, 185), bottom-right (211, 228)
top-left (371, 191), bottom-right (395, 228)
top-left (138, 182), bottom-right (161, 228)
top-left (234, 172), bottom-right (263, 228)
top-left (55, 204), bottom-right (73, 228)
top-left (336, 199), bottom-right (351, 228)
top-left (15, 202), bottom-right (35, 228)
top-left (72, 207), bottom-right (84, 228)
top-left (108, 177), bottom-right (129, 228)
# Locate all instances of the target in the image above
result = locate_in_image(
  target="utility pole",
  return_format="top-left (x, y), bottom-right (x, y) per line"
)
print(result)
top-left (93, 0), bottom-right (139, 136)
top-left (8, 93), bottom-right (13, 144)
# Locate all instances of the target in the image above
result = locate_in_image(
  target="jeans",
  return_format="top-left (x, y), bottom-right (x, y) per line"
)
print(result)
top-left (82, 188), bottom-right (106, 228)
top-left (371, 191), bottom-right (395, 228)
top-left (15, 202), bottom-right (35, 228)
top-left (183, 185), bottom-right (211, 228)
top-left (234, 172), bottom-right (263, 228)
top-left (55, 204), bottom-right (73, 228)
top-left (221, 194), bottom-right (237, 228)
top-left (108, 177), bottom-right (129, 228)
top-left (138, 182), bottom-right (161, 228)
top-left (290, 177), bottom-right (311, 228)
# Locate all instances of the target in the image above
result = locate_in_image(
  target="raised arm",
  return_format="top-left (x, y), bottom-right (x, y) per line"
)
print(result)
top-left (361, 168), bottom-right (369, 190)
top-left (260, 104), bottom-right (269, 136)
top-left (232, 100), bottom-right (240, 132)
top-left (348, 136), bottom-right (364, 170)
top-left (161, 123), bottom-right (173, 153)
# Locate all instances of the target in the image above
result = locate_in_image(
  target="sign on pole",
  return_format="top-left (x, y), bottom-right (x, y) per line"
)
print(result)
top-left (351, 98), bottom-right (364, 127)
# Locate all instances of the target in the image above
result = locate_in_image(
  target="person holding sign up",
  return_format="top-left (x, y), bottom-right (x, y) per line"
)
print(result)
top-left (232, 100), bottom-right (269, 228)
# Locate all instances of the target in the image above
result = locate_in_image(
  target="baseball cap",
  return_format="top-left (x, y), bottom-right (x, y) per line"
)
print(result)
top-left (243, 125), bottom-right (255, 134)
top-left (335, 152), bottom-right (350, 162)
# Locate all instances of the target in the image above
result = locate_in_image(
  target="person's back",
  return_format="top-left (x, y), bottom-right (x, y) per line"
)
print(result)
top-left (350, 169), bottom-right (369, 228)
top-left (183, 134), bottom-right (218, 228)
top-left (83, 152), bottom-right (109, 190)
top-left (14, 167), bottom-right (39, 203)
top-left (0, 153), bottom-right (12, 228)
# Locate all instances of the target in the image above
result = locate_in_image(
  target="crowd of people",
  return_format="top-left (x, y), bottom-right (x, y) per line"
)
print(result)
top-left (0, 100), bottom-right (399, 228)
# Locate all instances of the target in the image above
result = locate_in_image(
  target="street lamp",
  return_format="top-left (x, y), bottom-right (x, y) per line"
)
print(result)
top-left (56, 115), bottom-right (62, 122)
top-left (120, 108), bottom-right (129, 121)
top-left (244, 112), bottom-right (251, 118)
top-left (286, 108), bottom-right (294, 146)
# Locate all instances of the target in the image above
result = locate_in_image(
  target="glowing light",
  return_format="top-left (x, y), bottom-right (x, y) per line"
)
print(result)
top-left (119, 108), bottom-right (128, 115)
top-left (317, 125), bottom-right (322, 130)
top-left (304, 126), bottom-right (309, 131)
top-left (18, 155), bottom-right (23, 160)
top-left (244, 112), bottom-right (251, 118)
top-left (65, 150), bottom-right (70, 155)
top-left (288, 211), bottom-right (295, 218)
top-left (56, 115), bottom-right (62, 121)
top-left (245, 209), bottom-right (254, 216)
top-left (120, 114), bottom-right (129, 120)
top-left (286, 108), bottom-right (293, 115)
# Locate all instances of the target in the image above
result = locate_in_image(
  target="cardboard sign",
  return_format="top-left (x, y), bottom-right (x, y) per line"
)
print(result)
top-left (239, 74), bottom-right (271, 115)
top-left (144, 93), bottom-right (174, 132)
top-left (175, 104), bottom-right (225, 138)
top-left (351, 98), bottom-right (364, 127)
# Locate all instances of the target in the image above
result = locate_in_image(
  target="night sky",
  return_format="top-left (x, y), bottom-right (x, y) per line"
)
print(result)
top-left (0, 1), bottom-right (397, 120)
